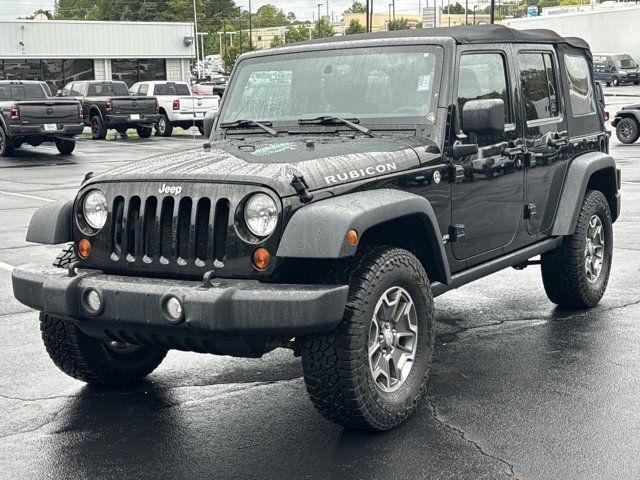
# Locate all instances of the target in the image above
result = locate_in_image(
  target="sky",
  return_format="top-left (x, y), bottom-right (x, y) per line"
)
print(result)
top-left (0, 0), bottom-right (432, 22)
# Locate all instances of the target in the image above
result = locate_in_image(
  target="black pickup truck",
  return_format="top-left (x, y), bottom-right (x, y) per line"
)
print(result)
top-left (58, 80), bottom-right (160, 140)
top-left (0, 81), bottom-right (83, 157)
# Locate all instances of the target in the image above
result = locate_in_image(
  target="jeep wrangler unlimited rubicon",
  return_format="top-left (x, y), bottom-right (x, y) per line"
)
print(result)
top-left (12, 26), bottom-right (620, 431)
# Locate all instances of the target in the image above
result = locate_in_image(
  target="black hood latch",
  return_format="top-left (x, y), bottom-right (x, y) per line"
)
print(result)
top-left (291, 175), bottom-right (313, 204)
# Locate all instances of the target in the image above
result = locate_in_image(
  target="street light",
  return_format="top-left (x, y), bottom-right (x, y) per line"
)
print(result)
top-left (192, 0), bottom-right (199, 64)
top-left (197, 32), bottom-right (208, 62)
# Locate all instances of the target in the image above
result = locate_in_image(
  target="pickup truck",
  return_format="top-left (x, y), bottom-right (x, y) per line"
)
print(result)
top-left (129, 81), bottom-right (218, 137)
top-left (0, 80), bottom-right (83, 157)
top-left (58, 80), bottom-right (160, 140)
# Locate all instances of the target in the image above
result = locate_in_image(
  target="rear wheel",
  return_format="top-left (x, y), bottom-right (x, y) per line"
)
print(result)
top-left (301, 247), bottom-right (435, 431)
top-left (90, 115), bottom-right (107, 140)
top-left (616, 117), bottom-right (640, 144)
top-left (155, 114), bottom-right (173, 137)
top-left (136, 126), bottom-right (153, 138)
top-left (612, 76), bottom-right (620, 87)
top-left (0, 127), bottom-right (15, 157)
top-left (541, 189), bottom-right (613, 308)
top-left (55, 138), bottom-right (76, 155)
top-left (197, 124), bottom-right (205, 136)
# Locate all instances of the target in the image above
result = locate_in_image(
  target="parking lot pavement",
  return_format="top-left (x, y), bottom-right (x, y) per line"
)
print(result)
top-left (0, 118), bottom-right (639, 480)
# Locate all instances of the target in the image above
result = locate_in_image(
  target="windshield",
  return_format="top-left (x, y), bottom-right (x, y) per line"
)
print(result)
top-left (88, 83), bottom-right (129, 96)
top-left (614, 56), bottom-right (638, 69)
top-left (220, 45), bottom-right (443, 126)
top-left (0, 83), bottom-right (47, 100)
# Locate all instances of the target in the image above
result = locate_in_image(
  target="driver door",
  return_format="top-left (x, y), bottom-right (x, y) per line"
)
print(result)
top-left (450, 47), bottom-right (525, 263)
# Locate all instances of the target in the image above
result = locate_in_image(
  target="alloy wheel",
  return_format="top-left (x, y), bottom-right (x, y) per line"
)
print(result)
top-left (368, 286), bottom-right (418, 393)
top-left (585, 214), bottom-right (605, 283)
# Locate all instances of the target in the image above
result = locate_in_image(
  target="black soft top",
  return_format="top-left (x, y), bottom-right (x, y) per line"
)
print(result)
top-left (299, 24), bottom-right (589, 51)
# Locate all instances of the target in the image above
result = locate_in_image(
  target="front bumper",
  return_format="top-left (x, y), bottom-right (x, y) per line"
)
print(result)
top-left (12, 264), bottom-right (348, 338)
top-left (103, 114), bottom-right (160, 126)
top-left (8, 124), bottom-right (84, 137)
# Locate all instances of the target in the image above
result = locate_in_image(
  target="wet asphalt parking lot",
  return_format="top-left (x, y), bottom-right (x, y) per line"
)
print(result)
top-left (1, 89), bottom-right (640, 480)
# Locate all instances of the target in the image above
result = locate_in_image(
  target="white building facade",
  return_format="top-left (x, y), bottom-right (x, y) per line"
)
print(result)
top-left (0, 20), bottom-right (196, 92)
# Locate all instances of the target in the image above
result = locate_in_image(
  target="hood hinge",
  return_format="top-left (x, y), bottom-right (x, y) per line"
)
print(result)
top-left (291, 175), bottom-right (314, 203)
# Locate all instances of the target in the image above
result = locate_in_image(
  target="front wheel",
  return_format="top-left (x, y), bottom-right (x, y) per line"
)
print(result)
top-left (136, 126), bottom-right (153, 138)
top-left (301, 247), bottom-right (435, 431)
top-left (55, 138), bottom-right (75, 155)
top-left (616, 117), bottom-right (640, 144)
top-left (541, 189), bottom-right (613, 308)
top-left (40, 313), bottom-right (168, 385)
top-left (612, 76), bottom-right (620, 87)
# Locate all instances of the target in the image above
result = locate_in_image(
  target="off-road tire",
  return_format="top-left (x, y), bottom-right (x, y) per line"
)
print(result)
top-left (615, 117), bottom-right (640, 144)
top-left (0, 127), bottom-right (15, 157)
top-left (90, 115), bottom-right (107, 140)
top-left (155, 113), bottom-right (173, 137)
top-left (541, 189), bottom-right (613, 308)
top-left (40, 313), bottom-right (168, 386)
top-left (301, 246), bottom-right (435, 431)
top-left (55, 138), bottom-right (76, 155)
top-left (136, 126), bottom-right (153, 138)
top-left (53, 244), bottom-right (76, 268)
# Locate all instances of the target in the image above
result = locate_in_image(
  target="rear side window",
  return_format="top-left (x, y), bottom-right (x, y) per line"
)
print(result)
top-left (518, 52), bottom-right (559, 121)
top-left (457, 53), bottom-right (511, 124)
top-left (139, 84), bottom-right (149, 95)
top-left (564, 54), bottom-right (596, 116)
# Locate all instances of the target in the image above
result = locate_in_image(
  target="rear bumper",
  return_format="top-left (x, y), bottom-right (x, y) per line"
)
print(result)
top-left (8, 124), bottom-right (84, 137)
top-left (171, 112), bottom-right (207, 124)
top-left (103, 114), bottom-right (160, 127)
top-left (12, 263), bottom-right (348, 337)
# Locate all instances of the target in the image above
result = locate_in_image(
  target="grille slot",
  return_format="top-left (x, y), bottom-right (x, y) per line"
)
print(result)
top-left (108, 193), bottom-right (230, 268)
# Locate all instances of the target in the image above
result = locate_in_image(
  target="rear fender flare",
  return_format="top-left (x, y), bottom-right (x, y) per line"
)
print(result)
top-left (611, 110), bottom-right (640, 127)
top-left (552, 152), bottom-right (618, 236)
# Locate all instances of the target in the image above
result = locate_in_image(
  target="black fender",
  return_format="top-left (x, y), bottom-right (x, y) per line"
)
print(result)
top-left (25, 200), bottom-right (74, 244)
top-left (88, 105), bottom-right (103, 121)
top-left (276, 189), bottom-right (451, 284)
top-left (551, 152), bottom-right (619, 236)
top-left (611, 109), bottom-right (640, 127)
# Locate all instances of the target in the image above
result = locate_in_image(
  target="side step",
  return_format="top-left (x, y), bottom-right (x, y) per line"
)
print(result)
top-left (431, 237), bottom-right (562, 297)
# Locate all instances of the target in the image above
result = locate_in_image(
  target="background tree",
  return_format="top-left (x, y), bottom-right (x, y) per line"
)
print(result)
top-left (19, 9), bottom-right (54, 19)
top-left (387, 17), bottom-right (410, 30)
top-left (252, 4), bottom-right (288, 28)
top-left (312, 17), bottom-right (335, 39)
top-left (345, 19), bottom-right (366, 35)
top-left (344, 1), bottom-right (366, 13)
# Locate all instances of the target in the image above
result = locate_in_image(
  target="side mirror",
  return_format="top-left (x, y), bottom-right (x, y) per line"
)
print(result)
top-left (461, 99), bottom-right (505, 135)
top-left (203, 110), bottom-right (218, 139)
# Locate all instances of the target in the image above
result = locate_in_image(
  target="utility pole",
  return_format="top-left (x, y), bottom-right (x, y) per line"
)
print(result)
top-left (248, 0), bottom-right (252, 48)
top-left (490, 0), bottom-right (495, 23)
top-left (192, 0), bottom-right (199, 64)
top-left (317, 3), bottom-right (323, 22)
top-left (326, 0), bottom-right (329, 19)
top-left (238, 7), bottom-right (243, 55)
top-left (392, 0), bottom-right (396, 20)
top-left (388, 3), bottom-right (392, 23)
top-left (465, 0), bottom-right (468, 25)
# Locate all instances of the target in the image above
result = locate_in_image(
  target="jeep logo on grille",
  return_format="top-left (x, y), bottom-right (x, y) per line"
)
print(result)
top-left (159, 183), bottom-right (182, 195)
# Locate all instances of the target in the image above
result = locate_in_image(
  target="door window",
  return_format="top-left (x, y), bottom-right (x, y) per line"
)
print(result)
top-left (518, 52), bottom-right (560, 122)
top-left (564, 54), bottom-right (596, 116)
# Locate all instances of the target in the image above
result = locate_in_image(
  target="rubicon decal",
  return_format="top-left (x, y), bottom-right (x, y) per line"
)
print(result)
top-left (324, 162), bottom-right (397, 185)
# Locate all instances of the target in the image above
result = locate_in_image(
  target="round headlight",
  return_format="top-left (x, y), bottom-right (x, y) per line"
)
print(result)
top-left (244, 193), bottom-right (278, 237)
top-left (83, 190), bottom-right (108, 230)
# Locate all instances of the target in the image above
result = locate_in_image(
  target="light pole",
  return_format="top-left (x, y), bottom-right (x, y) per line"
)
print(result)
top-left (490, 0), bottom-right (495, 23)
top-left (238, 6), bottom-right (243, 55)
top-left (197, 32), bottom-right (208, 62)
top-left (388, 3), bottom-right (392, 23)
top-left (392, 0), bottom-right (396, 20)
top-left (317, 3), bottom-right (323, 22)
top-left (192, 0), bottom-right (199, 64)
top-left (248, 0), bottom-right (252, 48)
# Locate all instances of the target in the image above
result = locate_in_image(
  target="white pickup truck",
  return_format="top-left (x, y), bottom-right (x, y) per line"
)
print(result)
top-left (129, 81), bottom-right (218, 137)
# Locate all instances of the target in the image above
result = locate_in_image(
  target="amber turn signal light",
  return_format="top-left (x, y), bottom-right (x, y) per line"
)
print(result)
top-left (252, 248), bottom-right (271, 270)
top-left (77, 238), bottom-right (92, 259)
top-left (346, 229), bottom-right (359, 245)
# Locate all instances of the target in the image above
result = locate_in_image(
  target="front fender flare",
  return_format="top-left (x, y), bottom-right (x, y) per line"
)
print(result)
top-left (551, 152), bottom-right (618, 236)
top-left (277, 189), bottom-right (451, 284)
top-left (26, 200), bottom-right (74, 244)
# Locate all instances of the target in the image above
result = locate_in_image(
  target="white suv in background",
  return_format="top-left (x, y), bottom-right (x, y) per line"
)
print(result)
top-left (130, 81), bottom-right (218, 137)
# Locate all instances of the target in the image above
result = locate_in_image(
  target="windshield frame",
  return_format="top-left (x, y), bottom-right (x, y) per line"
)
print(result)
top-left (217, 43), bottom-right (445, 132)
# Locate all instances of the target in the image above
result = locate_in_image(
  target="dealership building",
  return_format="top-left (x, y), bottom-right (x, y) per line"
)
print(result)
top-left (0, 19), bottom-right (196, 92)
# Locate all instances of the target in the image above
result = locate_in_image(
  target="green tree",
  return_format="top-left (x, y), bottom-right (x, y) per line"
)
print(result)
top-left (286, 12), bottom-right (296, 22)
top-left (387, 17), bottom-right (410, 30)
top-left (344, 1), bottom-right (366, 13)
top-left (442, 2), bottom-right (466, 14)
top-left (19, 9), bottom-right (54, 19)
top-left (345, 19), bottom-right (365, 35)
top-left (270, 35), bottom-right (284, 48)
top-left (253, 4), bottom-right (288, 28)
top-left (312, 17), bottom-right (335, 39)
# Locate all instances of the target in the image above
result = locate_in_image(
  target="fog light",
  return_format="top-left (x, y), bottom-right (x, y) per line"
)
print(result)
top-left (85, 289), bottom-right (101, 313)
top-left (164, 296), bottom-right (183, 322)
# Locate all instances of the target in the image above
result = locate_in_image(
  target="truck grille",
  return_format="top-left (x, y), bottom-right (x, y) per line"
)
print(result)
top-left (110, 194), bottom-right (229, 266)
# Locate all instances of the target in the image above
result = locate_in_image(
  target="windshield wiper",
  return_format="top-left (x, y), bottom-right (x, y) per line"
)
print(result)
top-left (220, 119), bottom-right (278, 137)
top-left (298, 116), bottom-right (373, 137)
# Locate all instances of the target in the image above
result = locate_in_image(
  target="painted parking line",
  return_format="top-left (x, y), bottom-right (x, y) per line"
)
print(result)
top-left (0, 190), bottom-right (54, 203)
top-left (0, 261), bottom-right (14, 272)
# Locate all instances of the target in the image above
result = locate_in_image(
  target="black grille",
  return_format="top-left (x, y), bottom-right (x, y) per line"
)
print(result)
top-left (109, 194), bottom-right (229, 266)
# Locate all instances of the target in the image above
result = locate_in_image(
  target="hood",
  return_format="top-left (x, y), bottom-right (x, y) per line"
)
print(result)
top-left (87, 136), bottom-right (422, 197)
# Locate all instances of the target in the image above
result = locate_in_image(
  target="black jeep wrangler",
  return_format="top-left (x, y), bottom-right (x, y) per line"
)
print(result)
top-left (12, 26), bottom-right (620, 431)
